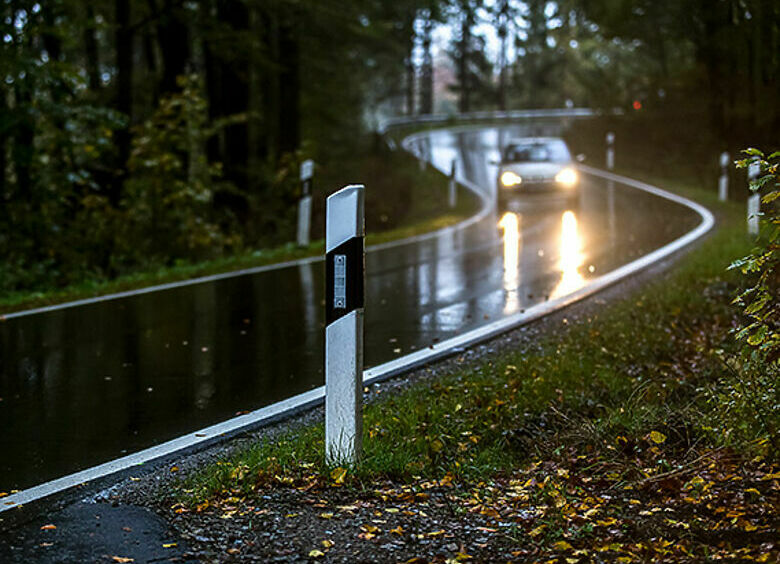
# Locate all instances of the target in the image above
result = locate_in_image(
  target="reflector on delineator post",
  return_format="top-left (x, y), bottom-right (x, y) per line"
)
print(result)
top-left (325, 185), bottom-right (365, 466)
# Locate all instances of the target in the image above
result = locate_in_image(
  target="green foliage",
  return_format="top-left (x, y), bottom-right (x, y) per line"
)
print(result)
top-left (119, 75), bottom-right (242, 267)
top-left (716, 149), bottom-right (780, 448)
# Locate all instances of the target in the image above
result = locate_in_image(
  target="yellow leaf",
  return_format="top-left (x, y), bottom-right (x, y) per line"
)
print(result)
top-left (162, 543), bottom-right (177, 549)
top-left (308, 549), bottom-right (325, 558)
top-left (321, 539), bottom-right (334, 549)
top-left (362, 524), bottom-right (380, 534)
top-left (649, 431), bottom-right (667, 444)
top-left (390, 526), bottom-right (405, 535)
top-left (553, 541), bottom-right (573, 551)
top-left (596, 518), bottom-right (617, 527)
top-left (431, 439), bottom-right (444, 453)
top-left (319, 512), bottom-right (334, 519)
top-left (112, 558), bottom-right (134, 563)
top-left (170, 466), bottom-right (179, 473)
top-left (529, 525), bottom-right (546, 537)
top-left (331, 467), bottom-right (347, 484)
top-left (744, 488), bottom-right (761, 496)
top-left (40, 524), bottom-right (57, 531)
top-left (0, 492), bottom-right (7, 498)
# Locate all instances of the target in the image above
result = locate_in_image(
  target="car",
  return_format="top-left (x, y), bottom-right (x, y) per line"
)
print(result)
top-left (496, 137), bottom-right (580, 209)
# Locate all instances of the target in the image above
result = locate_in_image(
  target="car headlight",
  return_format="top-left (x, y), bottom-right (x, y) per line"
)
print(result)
top-left (500, 171), bottom-right (522, 187)
top-left (555, 167), bottom-right (578, 188)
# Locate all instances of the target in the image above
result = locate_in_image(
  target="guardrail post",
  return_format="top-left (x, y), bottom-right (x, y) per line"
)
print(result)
top-left (606, 132), bottom-right (615, 171)
top-left (448, 159), bottom-right (457, 208)
top-left (747, 163), bottom-right (760, 237)
top-left (718, 152), bottom-right (729, 202)
top-left (297, 159), bottom-right (314, 247)
top-left (325, 185), bottom-right (365, 466)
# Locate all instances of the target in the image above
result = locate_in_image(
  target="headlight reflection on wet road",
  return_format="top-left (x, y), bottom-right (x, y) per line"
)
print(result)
top-left (552, 210), bottom-right (586, 299)
top-left (499, 211), bottom-right (522, 314)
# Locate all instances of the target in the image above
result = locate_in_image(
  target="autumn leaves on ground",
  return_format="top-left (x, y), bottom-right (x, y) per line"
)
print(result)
top-left (142, 176), bottom-right (779, 563)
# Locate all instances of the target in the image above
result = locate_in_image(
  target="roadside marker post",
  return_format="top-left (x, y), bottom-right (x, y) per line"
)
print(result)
top-left (297, 159), bottom-right (314, 247)
top-left (325, 185), bottom-right (365, 466)
top-left (606, 132), bottom-right (615, 171)
top-left (747, 163), bottom-right (760, 237)
top-left (718, 152), bottom-right (729, 202)
top-left (448, 159), bottom-right (457, 208)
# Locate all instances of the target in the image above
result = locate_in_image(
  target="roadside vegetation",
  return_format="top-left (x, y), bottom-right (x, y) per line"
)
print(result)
top-left (0, 146), bottom-right (478, 314)
top-left (164, 157), bottom-right (778, 561)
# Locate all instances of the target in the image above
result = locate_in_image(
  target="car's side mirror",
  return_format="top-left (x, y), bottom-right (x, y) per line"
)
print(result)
top-left (576, 153), bottom-right (586, 163)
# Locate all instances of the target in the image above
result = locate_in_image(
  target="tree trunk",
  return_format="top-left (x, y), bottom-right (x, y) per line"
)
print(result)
top-left (114, 0), bottom-right (133, 203)
top-left (153, 0), bottom-right (191, 95)
top-left (459, 9), bottom-right (471, 113)
top-left (84, 3), bottom-right (101, 91)
top-left (277, 13), bottom-right (300, 157)
top-left (420, 14), bottom-right (434, 114)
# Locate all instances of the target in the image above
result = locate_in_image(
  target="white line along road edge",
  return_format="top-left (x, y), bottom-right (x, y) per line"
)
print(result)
top-left (0, 153), bottom-right (714, 515)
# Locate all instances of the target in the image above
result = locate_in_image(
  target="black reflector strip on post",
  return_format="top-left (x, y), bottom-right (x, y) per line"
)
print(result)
top-left (325, 236), bottom-right (364, 325)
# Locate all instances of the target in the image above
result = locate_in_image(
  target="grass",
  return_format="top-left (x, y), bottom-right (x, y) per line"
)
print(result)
top-left (0, 151), bottom-right (479, 315)
top-left (179, 170), bottom-right (772, 506)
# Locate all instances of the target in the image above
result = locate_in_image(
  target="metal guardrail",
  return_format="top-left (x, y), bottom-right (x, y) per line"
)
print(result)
top-left (377, 107), bottom-right (619, 135)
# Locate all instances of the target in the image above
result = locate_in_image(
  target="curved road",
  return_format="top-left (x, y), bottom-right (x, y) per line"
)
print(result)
top-left (0, 123), bottom-right (703, 495)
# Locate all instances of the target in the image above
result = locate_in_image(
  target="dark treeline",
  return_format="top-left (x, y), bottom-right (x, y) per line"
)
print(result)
top-left (0, 0), bottom-right (777, 293)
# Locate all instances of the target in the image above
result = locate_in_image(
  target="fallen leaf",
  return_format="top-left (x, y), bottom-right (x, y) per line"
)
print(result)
top-left (553, 541), bottom-right (574, 551)
top-left (111, 557), bottom-right (134, 563)
top-left (40, 524), bottom-right (56, 531)
top-left (162, 543), bottom-right (177, 548)
top-left (331, 467), bottom-right (347, 485)
top-left (321, 539), bottom-right (334, 549)
top-left (649, 431), bottom-right (667, 444)
top-left (308, 549), bottom-right (325, 558)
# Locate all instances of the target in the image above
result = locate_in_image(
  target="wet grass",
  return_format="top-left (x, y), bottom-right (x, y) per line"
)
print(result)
top-left (180, 179), bottom-right (766, 505)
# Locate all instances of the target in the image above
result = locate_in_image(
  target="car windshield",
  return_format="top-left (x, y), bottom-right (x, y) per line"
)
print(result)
top-left (503, 140), bottom-right (571, 163)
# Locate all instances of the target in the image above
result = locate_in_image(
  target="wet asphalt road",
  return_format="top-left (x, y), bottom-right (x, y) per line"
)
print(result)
top-left (0, 124), bottom-right (700, 493)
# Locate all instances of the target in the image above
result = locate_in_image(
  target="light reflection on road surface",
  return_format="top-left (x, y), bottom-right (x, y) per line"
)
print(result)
top-left (552, 210), bottom-right (587, 299)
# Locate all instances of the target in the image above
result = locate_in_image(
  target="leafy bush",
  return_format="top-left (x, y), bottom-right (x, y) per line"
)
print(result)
top-left (118, 75), bottom-right (242, 269)
top-left (714, 149), bottom-right (779, 451)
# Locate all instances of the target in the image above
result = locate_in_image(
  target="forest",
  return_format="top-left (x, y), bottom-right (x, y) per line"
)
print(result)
top-left (0, 0), bottom-right (777, 295)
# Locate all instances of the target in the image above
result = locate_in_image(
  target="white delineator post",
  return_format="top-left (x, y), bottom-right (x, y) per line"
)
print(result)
top-left (747, 163), bottom-right (760, 237)
top-left (325, 185), bottom-right (365, 465)
top-left (297, 159), bottom-right (314, 247)
top-left (718, 152), bottom-right (729, 202)
top-left (606, 132), bottom-right (615, 171)
top-left (448, 159), bottom-right (457, 208)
